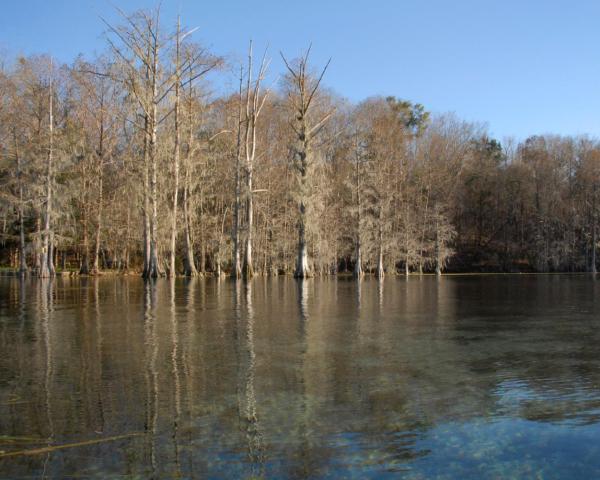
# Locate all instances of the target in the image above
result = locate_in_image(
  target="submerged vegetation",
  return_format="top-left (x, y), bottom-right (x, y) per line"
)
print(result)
top-left (0, 6), bottom-right (599, 277)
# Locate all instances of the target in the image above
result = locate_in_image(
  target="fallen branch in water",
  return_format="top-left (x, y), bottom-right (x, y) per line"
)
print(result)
top-left (0, 435), bottom-right (45, 445)
top-left (0, 432), bottom-right (143, 458)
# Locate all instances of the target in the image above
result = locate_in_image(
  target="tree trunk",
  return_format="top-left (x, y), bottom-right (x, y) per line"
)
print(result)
top-left (144, 34), bottom-right (162, 279)
top-left (295, 212), bottom-right (311, 279)
top-left (182, 85), bottom-right (197, 277)
top-left (199, 238), bottom-right (205, 275)
top-left (232, 66), bottom-right (244, 279)
top-left (353, 242), bottom-right (363, 279)
top-left (80, 159), bottom-right (90, 275)
top-left (142, 117), bottom-right (151, 277)
top-left (243, 171), bottom-right (254, 278)
top-left (92, 166), bottom-right (103, 274)
top-left (404, 202), bottom-right (410, 277)
top-left (18, 205), bottom-right (27, 275)
top-left (377, 250), bottom-right (385, 278)
top-left (592, 225), bottom-right (597, 274)
top-left (353, 142), bottom-right (363, 280)
top-left (147, 86), bottom-right (160, 277)
top-left (182, 170), bottom-right (197, 276)
top-left (15, 132), bottom-right (27, 276)
top-left (294, 140), bottom-right (311, 279)
top-left (435, 220), bottom-right (442, 276)
top-left (49, 236), bottom-right (56, 273)
top-left (168, 19), bottom-right (182, 278)
top-left (123, 204), bottom-right (131, 272)
top-left (591, 185), bottom-right (598, 274)
top-left (39, 61), bottom-right (55, 278)
top-left (80, 217), bottom-right (90, 275)
top-left (34, 215), bottom-right (41, 274)
top-left (242, 44), bottom-right (263, 280)
top-left (92, 106), bottom-right (105, 276)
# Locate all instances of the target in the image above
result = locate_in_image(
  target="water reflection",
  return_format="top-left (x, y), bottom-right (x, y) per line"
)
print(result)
top-left (243, 281), bottom-right (265, 476)
top-left (1, 276), bottom-right (600, 478)
top-left (40, 279), bottom-right (53, 478)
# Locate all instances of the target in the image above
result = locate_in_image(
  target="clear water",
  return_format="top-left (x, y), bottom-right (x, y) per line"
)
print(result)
top-left (1, 275), bottom-right (600, 479)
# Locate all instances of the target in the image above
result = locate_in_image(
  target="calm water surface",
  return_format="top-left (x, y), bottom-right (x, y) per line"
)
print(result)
top-left (1, 275), bottom-right (600, 479)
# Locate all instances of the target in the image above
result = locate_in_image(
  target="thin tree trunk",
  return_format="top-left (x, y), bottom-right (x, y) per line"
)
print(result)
top-left (142, 116), bottom-right (151, 277)
top-left (92, 101), bottom-right (105, 275)
top-left (592, 225), bottom-right (597, 274)
top-left (80, 159), bottom-right (90, 275)
top-left (353, 243), bottom-right (363, 279)
top-left (182, 81), bottom-right (197, 277)
top-left (198, 193), bottom-right (205, 275)
top-left (148, 121), bottom-right (160, 276)
top-left (39, 59), bottom-right (55, 278)
top-left (353, 140), bottom-right (363, 279)
top-left (435, 216), bottom-right (442, 276)
top-left (182, 165), bottom-right (197, 276)
top-left (14, 131), bottom-right (27, 275)
top-left (147, 48), bottom-right (161, 278)
top-left (592, 186), bottom-right (597, 274)
top-left (376, 225), bottom-right (385, 279)
top-left (34, 215), bottom-right (41, 273)
top-left (124, 206), bottom-right (131, 272)
top-left (233, 66), bottom-right (243, 279)
top-left (168, 18), bottom-right (182, 278)
top-left (49, 236), bottom-right (56, 273)
top-left (81, 215), bottom-right (90, 275)
top-left (418, 187), bottom-right (430, 276)
top-left (243, 49), bottom-right (254, 279)
top-left (404, 203), bottom-right (410, 277)
top-left (243, 172), bottom-right (254, 278)
top-left (92, 165), bottom-right (103, 274)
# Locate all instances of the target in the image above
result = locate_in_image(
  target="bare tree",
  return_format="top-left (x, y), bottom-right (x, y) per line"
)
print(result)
top-left (3, 6), bottom-right (600, 277)
top-left (241, 42), bottom-right (270, 279)
top-left (232, 66), bottom-right (244, 278)
top-left (38, 57), bottom-right (55, 278)
top-left (281, 47), bottom-right (332, 278)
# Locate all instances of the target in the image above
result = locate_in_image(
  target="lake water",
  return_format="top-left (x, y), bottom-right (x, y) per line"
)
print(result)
top-left (1, 275), bottom-right (600, 479)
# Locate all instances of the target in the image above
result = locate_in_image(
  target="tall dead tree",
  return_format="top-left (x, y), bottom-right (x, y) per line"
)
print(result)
top-left (591, 181), bottom-right (598, 274)
top-left (15, 130), bottom-right (27, 275)
top-left (242, 41), bottom-right (269, 279)
top-left (232, 66), bottom-right (244, 279)
top-left (351, 131), bottom-right (366, 279)
top-left (102, 8), bottom-right (164, 277)
top-left (167, 17), bottom-right (183, 278)
top-left (104, 8), bottom-right (218, 277)
top-left (38, 57), bottom-right (55, 278)
top-left (178, 43), bottom-right (222, 276)
top-left (281, 47), bottom-right (332, 278)
top-left (91, 82), bottom-right (107, 276)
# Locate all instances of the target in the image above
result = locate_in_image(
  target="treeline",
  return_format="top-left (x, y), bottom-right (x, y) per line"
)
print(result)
top-left (1, 7), bottom-right (599, 277)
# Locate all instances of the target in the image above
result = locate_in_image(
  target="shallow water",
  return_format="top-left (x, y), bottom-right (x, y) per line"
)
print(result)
top-left (1, 275), bottom-right (600, 479)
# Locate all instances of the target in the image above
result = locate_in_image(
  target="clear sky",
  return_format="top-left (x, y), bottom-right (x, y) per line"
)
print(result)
top-left (1, 0), bottom-right (599, 141)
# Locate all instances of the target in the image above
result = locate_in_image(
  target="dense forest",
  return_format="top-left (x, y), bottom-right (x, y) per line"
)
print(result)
top-left (1, 7), bottom-right (599, 278)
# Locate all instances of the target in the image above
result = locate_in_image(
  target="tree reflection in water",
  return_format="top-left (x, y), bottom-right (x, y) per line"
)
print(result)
top-left (1, 276), bottom-right (600, 478)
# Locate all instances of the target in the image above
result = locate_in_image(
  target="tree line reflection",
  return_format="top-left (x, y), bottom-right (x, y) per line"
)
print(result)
top-left (1, 276), bottom-right (600, 478)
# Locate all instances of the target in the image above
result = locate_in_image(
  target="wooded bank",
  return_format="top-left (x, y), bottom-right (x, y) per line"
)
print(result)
top-left (1, 7), bottom-right (599, 277)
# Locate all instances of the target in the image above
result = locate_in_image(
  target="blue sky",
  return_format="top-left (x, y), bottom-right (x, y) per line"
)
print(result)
top-left (1, 0), bottom-right (599, 140)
